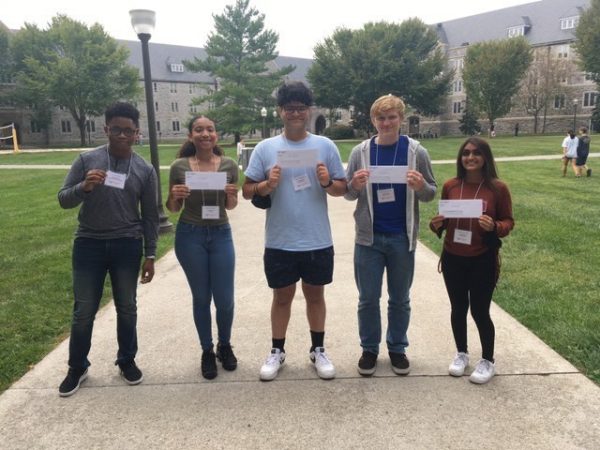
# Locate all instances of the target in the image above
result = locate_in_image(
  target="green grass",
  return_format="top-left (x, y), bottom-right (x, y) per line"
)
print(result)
top-left (419, 159), bottom-right (600, 383)
top-left (0, 136), bottom-right (598, 392)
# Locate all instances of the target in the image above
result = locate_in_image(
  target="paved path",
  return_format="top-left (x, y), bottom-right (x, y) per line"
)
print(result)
top-left (0, 197), bottom-right (599, 449)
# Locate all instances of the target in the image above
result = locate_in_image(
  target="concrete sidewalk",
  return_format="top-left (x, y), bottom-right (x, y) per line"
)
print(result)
top-left (1, 197), bottom-right (599, 449)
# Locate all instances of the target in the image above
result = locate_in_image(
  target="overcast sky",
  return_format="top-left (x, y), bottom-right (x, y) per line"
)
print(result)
top-left (2, 0), bottom-right (538, 58)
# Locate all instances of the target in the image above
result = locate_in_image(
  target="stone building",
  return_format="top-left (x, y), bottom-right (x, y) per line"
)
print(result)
top-left (0, 0), bottom-right (597, 146)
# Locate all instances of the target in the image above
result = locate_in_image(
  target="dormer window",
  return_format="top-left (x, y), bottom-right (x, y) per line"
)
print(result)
top-left (170, 63), bottom-right (184, 73)
top-left (507, 25), bottom-right (525, 37)
top-left (560, 16), bottom-right (579, 30)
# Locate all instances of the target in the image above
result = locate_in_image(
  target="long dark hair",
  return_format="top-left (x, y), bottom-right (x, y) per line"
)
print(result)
top-left (177, 115), bottom-right (223, 158)
top-left (456, 136), bottom-right (499, 192)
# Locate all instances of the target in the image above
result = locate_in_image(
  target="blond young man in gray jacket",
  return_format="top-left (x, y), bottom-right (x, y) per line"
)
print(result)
top-left (345, 95), bottom-right (436, 376)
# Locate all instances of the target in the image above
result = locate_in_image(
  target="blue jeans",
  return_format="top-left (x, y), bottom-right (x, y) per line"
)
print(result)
top-left (354, 233), bottom-right (414, 354)
top-left (69, 237), bottom-right (142, 370)
top-left (175, 222), bottom-right (235, 351)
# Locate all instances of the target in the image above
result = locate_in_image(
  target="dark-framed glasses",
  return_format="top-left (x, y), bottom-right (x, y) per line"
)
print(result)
top-left (108, 126), bottom-right (138, 137)
top-left (283, 105), bottom-right (309, 114)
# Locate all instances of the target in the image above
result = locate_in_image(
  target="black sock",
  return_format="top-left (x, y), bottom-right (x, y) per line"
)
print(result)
top-left (310, 330), bottom-right (325, 352)
top-left (272, 338), bottom-right (285, 353)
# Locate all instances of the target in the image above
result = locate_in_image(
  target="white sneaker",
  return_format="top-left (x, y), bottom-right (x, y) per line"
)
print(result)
top-left (448, 352), bottom-right (469, 377)
top-left (310, 347), bottom-right (336, 379)
top-left (469, 358), bottom-right (495, 384)
top-left (259, 348), bottom-right (285, 381)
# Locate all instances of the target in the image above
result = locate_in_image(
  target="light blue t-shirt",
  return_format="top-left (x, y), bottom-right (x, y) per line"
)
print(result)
top-left (245, 133), bottom-right (345, 251)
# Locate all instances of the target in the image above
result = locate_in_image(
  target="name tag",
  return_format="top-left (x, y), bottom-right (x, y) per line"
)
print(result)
top-left (377, 188), bottom-right (395, 203)
top-left (453, 229), bottom-right (472, 245)
top-left (293, 174), bottom-right (312, 191)
top-left (202, 206), bottom-right (220, 219)
top-left (104, 170), bottom-right (126, 189)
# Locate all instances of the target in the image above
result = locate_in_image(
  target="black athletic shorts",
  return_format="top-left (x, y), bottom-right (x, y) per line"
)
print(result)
top-left (264, 246), bottom-right (334, 289)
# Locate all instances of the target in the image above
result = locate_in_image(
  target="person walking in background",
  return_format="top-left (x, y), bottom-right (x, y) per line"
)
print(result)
top-left (167, 115), bottom-right (239, 380)
top-left (57, 102), bottom-right (159, 397)
top-left (576, 127), bottom-right (592, 177)
top-left (345, 94), bottom-right (436, 377)
top-left (236, 138), bottom-right (245, 166)
top-left (561, 130), bottom-right (579, 177)
top-left (242, 81), bottom-right (347, 381)
top-left (430, 137), bottom-right (514, 384)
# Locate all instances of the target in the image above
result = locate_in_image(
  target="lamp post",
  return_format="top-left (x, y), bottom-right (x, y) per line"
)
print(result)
top-left (272, 109), bottom-right (278, 134)
top-left (573, 98), bottom-right (579, 131)
top-left (129, 9), bottom-right (172, 233)
top-left (260, 107), bottom-right (267, 138)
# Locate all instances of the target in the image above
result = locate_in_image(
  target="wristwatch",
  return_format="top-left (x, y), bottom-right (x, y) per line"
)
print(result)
top-left (320, 179), bottom-right (334, 189)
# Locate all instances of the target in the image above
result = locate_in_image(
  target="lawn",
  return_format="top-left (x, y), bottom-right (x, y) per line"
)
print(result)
top-left (0, 135), bottom-right (598, 392)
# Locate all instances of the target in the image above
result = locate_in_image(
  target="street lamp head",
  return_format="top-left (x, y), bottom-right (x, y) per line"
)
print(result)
top-left (130, 9), bottom-right (156, 37)
top-left (261, 107), bottom-right (267, 118)
top-left (573, 98), bottom-right (579, 106)
top-left (273, 109), bottom-right (278, 118)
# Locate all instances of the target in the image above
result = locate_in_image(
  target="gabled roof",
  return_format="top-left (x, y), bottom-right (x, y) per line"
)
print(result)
top-left (435, 0), bottom-right (589, 49)
top-left (119, 39), bottom-right (312, 85)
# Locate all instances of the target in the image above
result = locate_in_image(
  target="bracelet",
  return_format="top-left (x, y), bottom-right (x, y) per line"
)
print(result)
top-left (320, 179), bottom-right (333, 189)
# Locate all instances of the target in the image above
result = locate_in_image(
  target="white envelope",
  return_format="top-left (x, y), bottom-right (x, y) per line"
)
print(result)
top-left (185, 171), bottom-right (227, 190)
top-left (438, 199), bottom-right (483, 218)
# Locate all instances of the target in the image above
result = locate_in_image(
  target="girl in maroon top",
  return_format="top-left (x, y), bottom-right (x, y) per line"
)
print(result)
top-left (430, 137), bottom-right (514, 384)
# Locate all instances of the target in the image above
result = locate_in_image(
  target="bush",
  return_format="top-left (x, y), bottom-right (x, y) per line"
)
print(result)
top-left (323, 125), bottom-right (354, 140)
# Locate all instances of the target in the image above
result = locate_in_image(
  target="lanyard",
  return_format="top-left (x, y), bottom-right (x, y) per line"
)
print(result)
top-left (374, 137), bottom-right (400, 189)
top-left (106, 147), bottom-right (132, 178)
top-left (457, 180), bottom-right (483, 231)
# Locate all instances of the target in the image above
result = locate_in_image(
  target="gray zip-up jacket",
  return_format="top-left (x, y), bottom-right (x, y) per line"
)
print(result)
top-left (344, 136), bottom-right (437, 251)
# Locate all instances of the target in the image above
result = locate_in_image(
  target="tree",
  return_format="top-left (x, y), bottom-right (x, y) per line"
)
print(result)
top-left (186, 0), bottom-right (293, 141)
top-left (459, 106), bottom-right (481, 135)
top-left (463, 37), bottom-right (532, 130)
top-left (518, 47), bottom-right (573, 133)
top-left (308, 19), bottom-right (452, 135)
top-left (575, 0), bottom-right (600, 82)
top-left (11, 15), bottom-right (139, 146)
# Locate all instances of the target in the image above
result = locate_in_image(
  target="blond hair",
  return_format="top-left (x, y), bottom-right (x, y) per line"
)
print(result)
top-left (370, 94), bottom-right (405, 118)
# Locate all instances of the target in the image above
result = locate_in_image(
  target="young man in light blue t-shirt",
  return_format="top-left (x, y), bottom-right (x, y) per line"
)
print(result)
top-left (243, 81), bottom-right (347, 381)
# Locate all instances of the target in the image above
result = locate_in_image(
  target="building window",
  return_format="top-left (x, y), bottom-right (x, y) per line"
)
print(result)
top-left (30, 121), bottom-right (42, 133)
top-left (170, 83), bottom-right (177, 93)
top-left (554, 95), bottom-right (565, 109)
top-left (61, 120), bottom-right (72, 133)
top-left (584, 92), bottom-right (598, 108)
top-left (452, 101), bottom-right (462, 114)
top-left (189, 84), bottom-right (195, 94)
top-left (170, 63), bottom-right (184, 73)
top-left (190, 104), bottom-right (198, 113)
top-left (557, 45), bottom-right (569, 58)
top-left (156, 121), bottom-right (161, 132)
top-left (155, 102), bottom-right (159, 112)
top-left (560, 16), bottom-right (579, 30)
top-left (172, 120), bottom-right (180, 131)
top-left (85, 120), bottom-right (96, 133)
top-left (453, 80), bottom-right (462, 93)
top-left (153, 82), bottom-right (158, 92)
top-left (528, 96), bottom-right (538, 109)
top-left (171, 102), bottom-right (178, 112)
top-left (507, 26), bottom-right (525, 37)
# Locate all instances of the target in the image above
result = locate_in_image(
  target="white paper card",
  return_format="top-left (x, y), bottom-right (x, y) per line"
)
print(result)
top-left (377, 188), bottom-right (395, 203)
top-left (104, 170), bottom-right (126, 189)
top-left (453, 229), bottom-right (473, 245)
top-left (277, 149), bottom-right (318, 169)
top-left (185, 171), bottom-right (227, 190)
top-left (202, 206), bottom-right (220, 219)
top-left (292, 174), bottom-right (312, 191)
top-left (368, 165), bottom-right (408, 184)
top-left (438, 199), bottom-right (483, 218)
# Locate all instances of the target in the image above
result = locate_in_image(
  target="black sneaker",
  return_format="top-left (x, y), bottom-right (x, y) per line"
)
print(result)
top-left (59, 367), bottom-right (88, 397)
top-left (389, 352), bottom-right (410, 375)
top-left (357, 351), bottom-right (377, 376)
top-left (216, 343), bottom-right (238, 371)
top-left (201, 348), bottom-right (218, 380)
top-left (118, 360), bottom-right (143, 385)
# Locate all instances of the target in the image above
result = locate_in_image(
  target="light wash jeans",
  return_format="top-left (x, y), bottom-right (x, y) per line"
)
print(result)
top-left (69, 237), bottom-right (142, 369)
top-left (354, 233), bottom-right (414, 354)
top-left (175, 222), bottom-right (235, 351)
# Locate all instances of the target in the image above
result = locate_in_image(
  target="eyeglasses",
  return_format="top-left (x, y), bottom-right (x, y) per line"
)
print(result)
top-left (108, 126), bottom-right (138, 137)
top-left (283, 105), bottom-right (309, 114)
top-left (461, 150), bottom-right (482, 157)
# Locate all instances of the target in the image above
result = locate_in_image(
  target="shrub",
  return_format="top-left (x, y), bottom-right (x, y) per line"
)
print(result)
top-left (323, 125), bottom-right (354, 140)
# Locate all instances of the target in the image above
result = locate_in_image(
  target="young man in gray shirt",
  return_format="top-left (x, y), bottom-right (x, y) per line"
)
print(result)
top-left (57, 102), bottom-right (159, 396)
